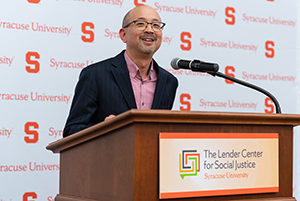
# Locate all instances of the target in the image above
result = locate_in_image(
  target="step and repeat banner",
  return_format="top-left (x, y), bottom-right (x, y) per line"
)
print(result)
top-left (0, 0), bottom-right (298, 200)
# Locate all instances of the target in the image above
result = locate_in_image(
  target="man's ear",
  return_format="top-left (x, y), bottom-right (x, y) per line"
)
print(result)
top-left (119, 28), bottom-right (127, 43)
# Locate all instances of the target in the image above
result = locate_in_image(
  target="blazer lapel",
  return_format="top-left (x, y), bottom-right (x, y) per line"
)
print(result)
top-left (151, 62), bottom-right (167, 109)
top-left (111, 52), bottom-right (137, 109)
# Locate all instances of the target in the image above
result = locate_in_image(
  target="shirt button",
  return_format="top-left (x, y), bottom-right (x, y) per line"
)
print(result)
top-left (142, 102), bottom-right (144, 106)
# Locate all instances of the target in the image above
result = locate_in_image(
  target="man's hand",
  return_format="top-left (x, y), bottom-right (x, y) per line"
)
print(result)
top-left (105, 114), bottom-right (116, 120)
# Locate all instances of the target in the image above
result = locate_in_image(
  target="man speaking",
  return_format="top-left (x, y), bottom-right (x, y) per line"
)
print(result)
top-left (63, 5), bottom-right (178, 137)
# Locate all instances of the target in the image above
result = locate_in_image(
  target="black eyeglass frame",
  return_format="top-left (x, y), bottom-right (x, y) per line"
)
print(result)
top-left (123, 20), bottom-right (166, 31)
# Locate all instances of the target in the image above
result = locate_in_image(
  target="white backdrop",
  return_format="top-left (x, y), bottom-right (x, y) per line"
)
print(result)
top-left (0, 0), bottom-right (298, 200)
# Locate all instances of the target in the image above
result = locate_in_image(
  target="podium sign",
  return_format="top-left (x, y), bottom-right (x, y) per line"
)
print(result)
top-left (159, 133), bottom-right (279, 199)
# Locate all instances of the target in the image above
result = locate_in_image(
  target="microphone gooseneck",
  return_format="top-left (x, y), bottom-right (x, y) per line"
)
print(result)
top-left (170, 57), bottom-right (281, 114)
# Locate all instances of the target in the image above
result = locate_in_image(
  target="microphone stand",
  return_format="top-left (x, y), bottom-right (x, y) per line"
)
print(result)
top-left (207, 71), bottom-right (282, 114)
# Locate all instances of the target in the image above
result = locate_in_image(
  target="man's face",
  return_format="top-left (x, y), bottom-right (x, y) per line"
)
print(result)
top-left (120, 6), bottom-right (163, 57)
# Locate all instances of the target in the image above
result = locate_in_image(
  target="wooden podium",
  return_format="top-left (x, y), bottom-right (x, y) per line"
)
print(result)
top-left (47, 110), bottom-right (300, 201)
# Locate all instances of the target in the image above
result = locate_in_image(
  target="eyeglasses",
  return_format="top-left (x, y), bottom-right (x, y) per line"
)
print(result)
top-left (123, 19), bottom-right (166, 32)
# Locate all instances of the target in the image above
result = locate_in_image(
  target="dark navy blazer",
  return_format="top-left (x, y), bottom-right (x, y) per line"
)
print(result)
top-left (63, 51), bottom-right (178, 137)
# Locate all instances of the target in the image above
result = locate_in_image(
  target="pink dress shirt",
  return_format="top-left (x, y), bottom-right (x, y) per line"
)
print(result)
top-left (124, 51), bottom-right (157, 109)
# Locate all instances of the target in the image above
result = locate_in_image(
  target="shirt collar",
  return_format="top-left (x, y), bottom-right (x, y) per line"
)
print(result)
top-left (124, 51), bottom-right (155, 80)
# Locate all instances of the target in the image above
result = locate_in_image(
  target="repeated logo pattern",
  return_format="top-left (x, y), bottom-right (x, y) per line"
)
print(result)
top-left (0, 1), bottom-right (298, 200)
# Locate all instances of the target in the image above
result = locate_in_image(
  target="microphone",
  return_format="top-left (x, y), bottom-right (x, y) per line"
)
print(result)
top-left (171, 58), bottom-right (219, 73)
top-left (170, 58), bottom-right (281, 114)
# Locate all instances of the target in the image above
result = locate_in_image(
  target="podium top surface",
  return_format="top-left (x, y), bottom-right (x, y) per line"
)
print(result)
top-left (47, 110), bottom-right (300, 153)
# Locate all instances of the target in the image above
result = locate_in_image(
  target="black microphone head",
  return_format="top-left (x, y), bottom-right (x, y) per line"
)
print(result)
top-left (213, 63), bottom-right (219, 72)
top-left (170, 58), bottom-right (180, 70)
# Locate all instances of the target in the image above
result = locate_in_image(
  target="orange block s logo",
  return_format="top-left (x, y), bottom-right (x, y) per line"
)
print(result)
top-left (180, 32), bottom-right (192, 51)
top-left (180, 93), bottom-right (191, 111)
top-left (28, 0), bottom-right (40, 3)
top-left (24, 122), bottom-right (39, 144)
top-left (26, 51), bottom-right (40, 73)
top-left (225, 7), bottom-right (235, 25)
top-left (265, 97), bottom-right (274, 114)
top-left (225, 66), bottom-right (235, 84)
top-left (265, 41), bottom-right (275, 58)
top-left (23, 192), bottom-right (37, 201)
top-left (81, 22), bottom-right (95, 43)
top-left (134, 0), bottom-right (146, 6)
